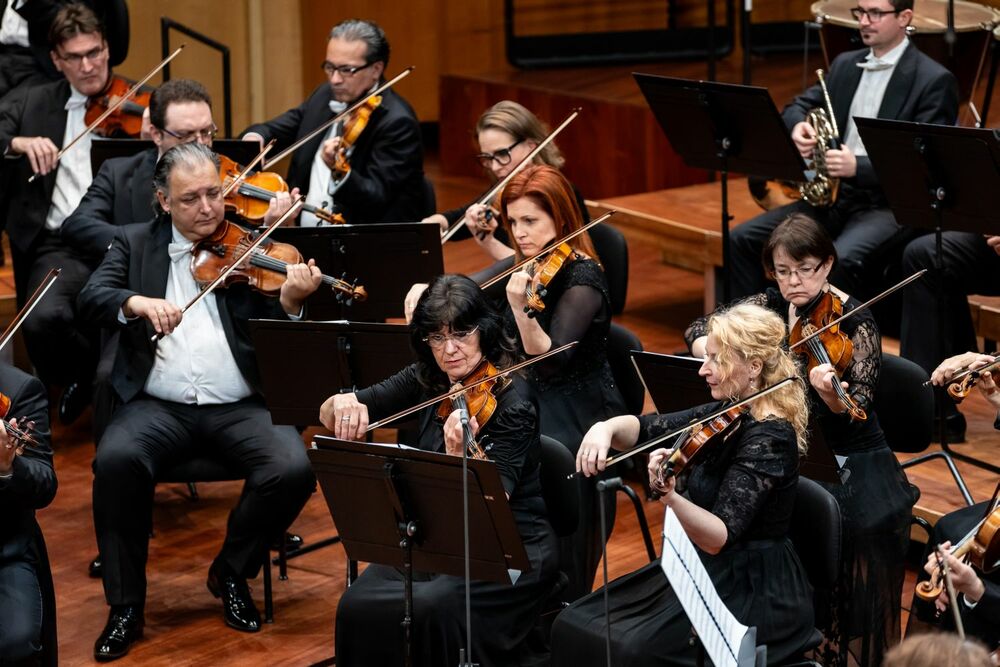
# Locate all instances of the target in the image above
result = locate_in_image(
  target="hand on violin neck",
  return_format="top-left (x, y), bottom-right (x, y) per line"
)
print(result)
top-left (124, 296), bottom-right (182, 335)
top-left (808, 362), bottom-right (850, 412)
top-left (923, 542), bottom-right (986, 610)
top-left (462, 204), bottom-right (500, 244)
top-left (505, 269), bottom-right (531, 312)
top-left (279, 259), bottom-right (322, 315)
top-left (10, 136), bottom-right (60, 176)
top-left (262, 187), bottom-right (300, 227)
top-left (930, 351), bottom-right (995, 387)
top-left (443, 409), bottom-right (479, 457)
top-left (320, 136), bottom-right (343, 171)
top-left (0, 421), bottom-right (16, 475)
top-left (646, 447), bottom-right (677, 504)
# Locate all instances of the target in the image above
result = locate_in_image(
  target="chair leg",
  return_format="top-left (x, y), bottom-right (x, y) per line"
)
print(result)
top-left (615, 484), bottom-right (657, 562)
top-left (263, 550), bottom-right (274, 623)
top-left (278, 533), bottom-right (288, 581)
top-left (901, 451), bottom-right (975, 506)
top-left (186, 482), bottom-right (200, 501)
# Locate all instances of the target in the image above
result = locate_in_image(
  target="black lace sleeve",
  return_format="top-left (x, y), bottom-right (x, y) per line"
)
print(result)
top-left (637, 402), bottom-right (723, 443)
top-left (710, 421), bottom-right (798, 547)
top-left (683, 291), bottom-right (781, 351)
top-left (843, 317), bottom-right (880, 413)
top-left (354, 364), bottom-right (426, 423)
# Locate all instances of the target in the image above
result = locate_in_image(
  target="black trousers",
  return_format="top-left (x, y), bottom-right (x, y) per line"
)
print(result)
top-left (92, 395), bottom-right (315, 608)
top-left (10, 231), bottom-right (97, 386)
top-left (727, 196), bottom-right (908, 300)
top-left (900, 232), bottom-right (1000, 376)
top-left (0, 554), bottom-right (43, 664)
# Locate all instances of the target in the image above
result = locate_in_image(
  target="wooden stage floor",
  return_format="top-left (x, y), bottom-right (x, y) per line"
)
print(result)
top-left (32, 53), bottom-right (1000, 666)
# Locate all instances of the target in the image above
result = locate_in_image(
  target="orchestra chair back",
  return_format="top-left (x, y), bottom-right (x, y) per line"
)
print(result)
top-left (539, 434), bottom-right (581, 539)
top-left (606, 322), bottom-right (645, 416)
top-left (589, 223), bottom-right (629, 314)
top-left (875, 353), bottom-right (972, 505)
top-left (782, 476), bottom-right (842, 666)
top-left (31, 520), bottom-right (58, 667)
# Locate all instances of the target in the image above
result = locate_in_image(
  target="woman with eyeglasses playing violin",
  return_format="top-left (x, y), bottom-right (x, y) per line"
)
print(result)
top-left (553, 303), bottom-right (815, 667)
top-left (0, 362), bottom-right (56, 665)
top-left (318, 274), bottom-right (558, 667)
top-left (686, 213), bottom-right (915, 666)
top-left (424, 100), bottom-right (589, 260)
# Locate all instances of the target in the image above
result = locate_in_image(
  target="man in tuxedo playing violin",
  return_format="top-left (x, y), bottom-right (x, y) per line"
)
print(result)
top-left (0, 2), bottom-right (110, 423)
top-left (726, 0), bottom-right (958, 301)
top-left (242, 18), bottom-right (430, 226)
top-left (0, 361), bottom-right (56, 665)
top-left (78, 141), bottom-right (321, 661)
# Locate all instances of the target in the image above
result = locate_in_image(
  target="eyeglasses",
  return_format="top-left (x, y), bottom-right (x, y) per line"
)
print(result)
top-left (772, 264), bottom-right (823, 281)
top-left (321, 61), bottom-right (375, 78)
top-left (57, 44), bottom-right (108, 67)
top-left (161, 124), bottom-right (218, 143)
top-left (423, 326), bottom-right (480, 349)
top-left (849, 6), bottom-right (901, 22)
top-left (475, 140), bottom-right (523, 169)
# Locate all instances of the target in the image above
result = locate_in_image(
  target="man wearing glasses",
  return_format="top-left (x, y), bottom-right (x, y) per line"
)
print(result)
top-left (726, 0), bottom-right (958, 301)
top-left (0, 2), bottom-right (114, 423)
top-left (242, 18), bottom-right (429, 226)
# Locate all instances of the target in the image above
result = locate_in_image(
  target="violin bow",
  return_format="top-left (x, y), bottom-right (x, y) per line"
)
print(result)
top-left (0, 269), bottom-right (59, 353)
top-left (440, 107), bottom-right (582, 244)
top-left (788, 269), bottom-right (926, 352)
top-left (221, 140), bottom-right (276, 198)
top-left (568, 376), bottom-right (798, 479)
top-left (263, 67), bottom-right (414, 170)
top-left (28, 45), bottom-right (186, 183)
top-left (479, 211), bottom-right (615, 289)
top-left (150, 196), bottom-right (304, 342)
top-left (936, 546), bottom-right (967, 639)
top-left (365, 341), bottom-right (577, 431)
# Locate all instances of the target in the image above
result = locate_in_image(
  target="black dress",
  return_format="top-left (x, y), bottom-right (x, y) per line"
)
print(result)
top-left (334, 366), bottom-right (558, 667)
top-left (551, 406), bottom-right (816, 666)
top-left (685, 288), bottom-right (916, 666)
top-left (504, 258), bottom-right (628, 601)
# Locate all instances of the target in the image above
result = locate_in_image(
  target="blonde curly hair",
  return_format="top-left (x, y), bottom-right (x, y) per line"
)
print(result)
top-left (706, 303), bottom-right (809, 454)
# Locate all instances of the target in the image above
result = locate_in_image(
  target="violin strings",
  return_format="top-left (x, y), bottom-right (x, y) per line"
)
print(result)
top-left (246, 250), bottom-right (349, 290)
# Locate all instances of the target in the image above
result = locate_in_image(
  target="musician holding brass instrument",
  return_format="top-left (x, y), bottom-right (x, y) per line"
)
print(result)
top-left (727, 0), bottom-right (958, 301)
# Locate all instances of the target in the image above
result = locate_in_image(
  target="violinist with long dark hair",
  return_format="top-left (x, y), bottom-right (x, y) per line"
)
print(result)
top-left (685, 213), bottom-right (915, 665)
top-left (318, 273), bottom-right (558, 667)
top-left (77, 142), bottom-right (321, 661)
top-left (554, 303), bottom-right (815, 666)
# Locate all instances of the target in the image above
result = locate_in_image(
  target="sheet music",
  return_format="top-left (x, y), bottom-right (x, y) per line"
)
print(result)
top-left (660, 507), bottom-right (757, 667)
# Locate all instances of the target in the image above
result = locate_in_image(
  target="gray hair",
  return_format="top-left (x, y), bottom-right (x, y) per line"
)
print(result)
top-left (329, 19), bottom-right (389, 67)
top-left (151, 142), bottom-right (220, 215)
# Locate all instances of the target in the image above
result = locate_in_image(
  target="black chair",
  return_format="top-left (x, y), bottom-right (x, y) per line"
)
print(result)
top-left (781, 477), bottom-right (842, 666)
top-left (875, 354), bottom-right (973, 505)
top-left (606, 322), bottom-right (645, 416)
top-left (32, 520), bottom-right (58, 667)
top-left (589, 224), bottom-right (629, 315)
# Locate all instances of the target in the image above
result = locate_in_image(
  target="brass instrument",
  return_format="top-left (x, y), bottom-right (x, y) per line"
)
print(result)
top-left (800, 69), bottom-right (840, 207)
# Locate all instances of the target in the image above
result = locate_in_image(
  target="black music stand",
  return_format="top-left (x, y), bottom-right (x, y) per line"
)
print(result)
top-left (630, 351), bottom-right (844, 483)
top-left (633, 74), bottom-right (807, 303)
top-left (271, 222), bottom-right (444, 321)
top-left (309, 436), bottom-right (529, 667)
top-left (250, 320), bottom-right (414, 566)
top-left (856, 117), bottom-right (1000, 477)
top-left (89, 138), bottom-right (259, 173)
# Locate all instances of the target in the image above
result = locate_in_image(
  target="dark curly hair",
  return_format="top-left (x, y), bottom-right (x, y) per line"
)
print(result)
top-left (409, 274), bottom-right (518, 391)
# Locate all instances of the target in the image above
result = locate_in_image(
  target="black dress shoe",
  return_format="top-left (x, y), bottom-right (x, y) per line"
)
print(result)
top-left (207, 562), bottom-right (261, 632)
top-left (94, 606), bottom-right (143, 662)
top-left (933, 412), bottom-right (967, 444)
top-left (89, 556), bottom-right (103, 578)
top-left (59, 381), bottom-right (92, 425)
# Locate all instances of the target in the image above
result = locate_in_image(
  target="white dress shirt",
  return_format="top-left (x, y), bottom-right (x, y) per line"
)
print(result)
top-left (301, 118), bottom-right (340, 227)
top-left (0, 0), bottom-right (28, 48)
top-left (842, 37), bottom-right (909, 157)
top-left (142, 226), bottom-right (254, 405)
top-left (44, 86), bottom-right (92, 231)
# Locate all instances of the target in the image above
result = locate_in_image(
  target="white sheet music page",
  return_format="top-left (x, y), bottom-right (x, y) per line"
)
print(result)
top-left (660, 507), bottom-right (757, 667)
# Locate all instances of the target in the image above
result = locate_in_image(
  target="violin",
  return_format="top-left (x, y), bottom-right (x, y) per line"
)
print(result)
top-left (943, 355), bottom-right (1000, 403)
top-left (654, 406), bottom-right (745, 487)
top-left (442, 360), bottom-right (511, 461)
top-left (330, 94), bottom-right (382, 182)
top-left (0, 391), bottom-right (39, 450)
top-left (85, 75), bottom-right (152, 138)
top-left (788, 291), bottom-right (867, 421)
top-left (190, 220), bottom-right (366, 303)
top-left (523, 242), bottom-right (587, 317)
top-left (916, 503), bottom-right (1000, 602)
top-left (218, 154), bottom-right (344, 225)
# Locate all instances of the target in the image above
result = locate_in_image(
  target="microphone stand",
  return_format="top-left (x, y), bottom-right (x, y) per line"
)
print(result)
top-left (454, 395), bottom-right (479, 667)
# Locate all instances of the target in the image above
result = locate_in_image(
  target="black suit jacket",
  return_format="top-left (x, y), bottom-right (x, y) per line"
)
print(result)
top-left (963, 579), bottom-right (999, 648)
top-left (0, 77), bottom-right (71, 252)
top-left (782, 42), bottom-right (959, 194)
top-left (61, 147), bottom-right (156, 258)
top-left (77, 217), bottom-right (290, 404)
top-left (0, 363), bottom-right (55, 563)
top-left (243, 85), bottom-right (430, 224)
